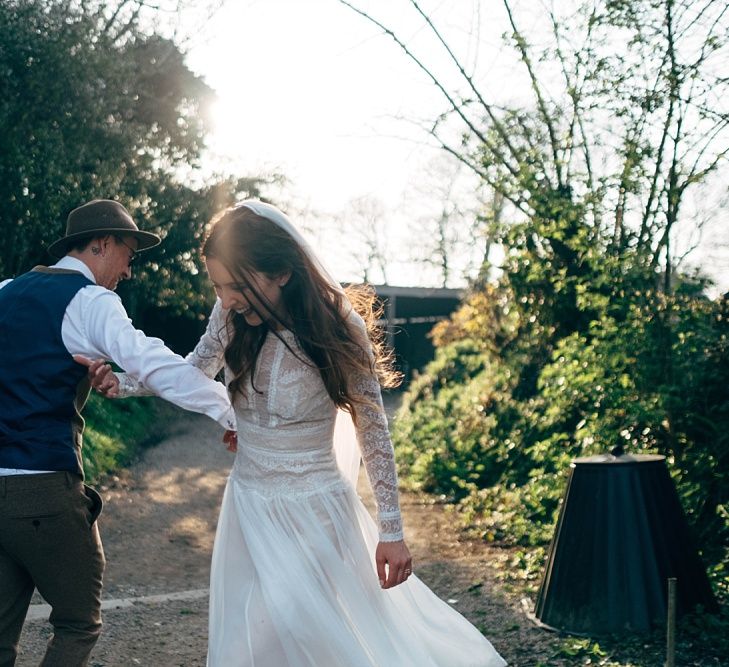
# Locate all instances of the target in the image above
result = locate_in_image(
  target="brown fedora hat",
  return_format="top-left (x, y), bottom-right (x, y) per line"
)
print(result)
top-left (47, 199), bottom-right (161, 259)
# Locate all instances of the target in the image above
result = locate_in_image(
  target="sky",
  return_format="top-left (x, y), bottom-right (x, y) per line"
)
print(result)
top-left (186, 1), bottom-right (479, 206)
top-left (180, 0), bottom-right (502, 287)
top-left (173, 0), bottom-right (728, 294)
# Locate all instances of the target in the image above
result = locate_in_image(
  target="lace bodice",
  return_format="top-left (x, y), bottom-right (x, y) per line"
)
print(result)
top-left (118, 300), bottom-right (403, 541)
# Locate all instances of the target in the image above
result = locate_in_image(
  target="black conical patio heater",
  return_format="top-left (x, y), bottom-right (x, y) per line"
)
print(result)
top-left (533, 443), bottom-right (717, 635)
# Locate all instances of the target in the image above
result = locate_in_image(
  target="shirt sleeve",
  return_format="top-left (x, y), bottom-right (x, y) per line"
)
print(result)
top-left (67, 288), bottom-right (236, 431)
top-left (115, 299), bottom-right (229, 398)
top-left (348, 311), bottom-right (404, 542)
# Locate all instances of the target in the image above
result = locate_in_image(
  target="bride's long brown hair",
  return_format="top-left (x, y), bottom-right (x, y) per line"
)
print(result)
top-left (202, 205), bottom-right (401, 422)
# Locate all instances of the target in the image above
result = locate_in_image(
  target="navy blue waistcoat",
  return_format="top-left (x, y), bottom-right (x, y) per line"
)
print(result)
top-left (0, 267), bottom-right (94, 475)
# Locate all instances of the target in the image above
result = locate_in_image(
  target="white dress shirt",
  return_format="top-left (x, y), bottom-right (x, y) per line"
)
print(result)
top-left (0, 256), bottom-right (236, 475)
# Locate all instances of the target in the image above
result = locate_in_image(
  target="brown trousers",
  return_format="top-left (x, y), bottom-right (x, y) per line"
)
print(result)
top-left (0, 472), bottom-right (105, 667)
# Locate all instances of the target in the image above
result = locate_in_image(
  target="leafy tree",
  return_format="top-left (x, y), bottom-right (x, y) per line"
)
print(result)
top-left (343, 0), bottom-right (729, 603)
top-left (0, 0), bottom-right (278, 323)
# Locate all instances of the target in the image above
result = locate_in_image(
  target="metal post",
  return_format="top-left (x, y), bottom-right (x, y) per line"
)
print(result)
top-left (666, 577), bottom-right (677, 667)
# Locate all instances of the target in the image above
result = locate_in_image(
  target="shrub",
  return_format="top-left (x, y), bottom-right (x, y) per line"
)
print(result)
top-left (393, 286), bottom-right (729, 600)
top-left (81, 394), bottom-right (178, 483)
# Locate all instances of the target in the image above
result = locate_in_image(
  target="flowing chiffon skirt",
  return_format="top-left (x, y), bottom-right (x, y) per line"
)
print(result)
top-left (207, 472), bottom-right (506, 666)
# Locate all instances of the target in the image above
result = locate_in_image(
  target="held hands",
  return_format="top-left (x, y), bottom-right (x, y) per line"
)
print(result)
top-left (376, 539), bottom-right (413, 589)
top-left (74, 354), bottom-right (239, 454)
top-left (223, 429), bottom-right (238, 453)
top-left (73, 355), bottom-right (119, 397)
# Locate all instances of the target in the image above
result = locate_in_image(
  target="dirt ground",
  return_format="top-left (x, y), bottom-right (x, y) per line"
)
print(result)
top-left (15, 404), bottom-right (567, 667)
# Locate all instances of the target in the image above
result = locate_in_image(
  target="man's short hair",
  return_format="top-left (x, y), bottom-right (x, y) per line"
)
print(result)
top-left (66, 237), bottom-right (95, 254)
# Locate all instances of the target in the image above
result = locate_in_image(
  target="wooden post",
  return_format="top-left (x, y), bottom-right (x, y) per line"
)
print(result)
top-left (666, 577), bottom-right (677, 667)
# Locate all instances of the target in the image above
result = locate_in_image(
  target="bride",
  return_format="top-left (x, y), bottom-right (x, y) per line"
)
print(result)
top-left (93, 200), bottom-right (506, 666)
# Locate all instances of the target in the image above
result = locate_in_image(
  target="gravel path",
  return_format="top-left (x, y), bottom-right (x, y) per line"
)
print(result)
top-left (15, 402), bottom-right (559, 667)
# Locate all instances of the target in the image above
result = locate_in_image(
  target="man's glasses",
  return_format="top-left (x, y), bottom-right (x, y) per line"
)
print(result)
top-left (117, 237), bottom-right (138, 266)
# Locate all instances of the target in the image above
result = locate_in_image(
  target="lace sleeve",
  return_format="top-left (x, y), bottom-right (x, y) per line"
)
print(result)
top-left (184, 298), bottom-right (228, 379)
top-left (349, 312), bottom-right (404, 542)
top-left (353, 373), bottom-right (404, 542)
top-left (116, 371), bottom-right (153, 397)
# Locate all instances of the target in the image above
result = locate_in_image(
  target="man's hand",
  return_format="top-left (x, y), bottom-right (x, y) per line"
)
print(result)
top-left (222, 429), bottom-right (238, 453)
top-left (375, 539), bottom-right (413, 589)
top-left (73, 355), bottom-right (120, 398)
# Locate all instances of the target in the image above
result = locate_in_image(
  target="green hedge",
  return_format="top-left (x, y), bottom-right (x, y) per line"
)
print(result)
top-left (393, 289), bottom-right (729, 600)
top-left (81, 393), bottom-right (178, 483)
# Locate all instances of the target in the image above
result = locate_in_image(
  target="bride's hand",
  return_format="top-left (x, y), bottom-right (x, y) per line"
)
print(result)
top-left (223, 429), bottom-right (238, 453)
top-left (375, 539), bottom-right (412, 589)
top-left (74, 355), bottom-right (120, 398)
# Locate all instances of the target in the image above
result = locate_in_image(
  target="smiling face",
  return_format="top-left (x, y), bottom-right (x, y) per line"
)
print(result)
top-left (205, 256), bottom-right (289, 328)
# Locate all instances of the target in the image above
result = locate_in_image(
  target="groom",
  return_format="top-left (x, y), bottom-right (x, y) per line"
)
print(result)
top-left (0, 199), bottom-right (236, 666)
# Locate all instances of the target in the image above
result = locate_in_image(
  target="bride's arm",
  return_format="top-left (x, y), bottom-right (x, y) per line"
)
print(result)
top-left (348, 312), bottom-right (413, 589)
top-left (182, 298), bottom-right (229, 379)
top-left (351, 370), bottom-right (404, 542)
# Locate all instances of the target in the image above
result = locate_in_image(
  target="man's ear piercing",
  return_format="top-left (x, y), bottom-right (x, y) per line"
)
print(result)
top-left (91, 246), bottom-right (101, 256)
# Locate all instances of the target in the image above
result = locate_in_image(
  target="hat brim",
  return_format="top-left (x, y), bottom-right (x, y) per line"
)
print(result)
top-left (47, 229), bottom-right (161, 259)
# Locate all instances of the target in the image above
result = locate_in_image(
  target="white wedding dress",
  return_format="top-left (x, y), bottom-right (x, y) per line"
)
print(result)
top-left (120, 300), bottom-right (506, 667)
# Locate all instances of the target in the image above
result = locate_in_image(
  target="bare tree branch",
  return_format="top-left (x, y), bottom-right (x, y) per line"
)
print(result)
top-left (102, 0), bottom-right (132, 35)
top-left (502, 0), bottom-right (564, 188)
top-left (408, 0), bottom-right (526, 170)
